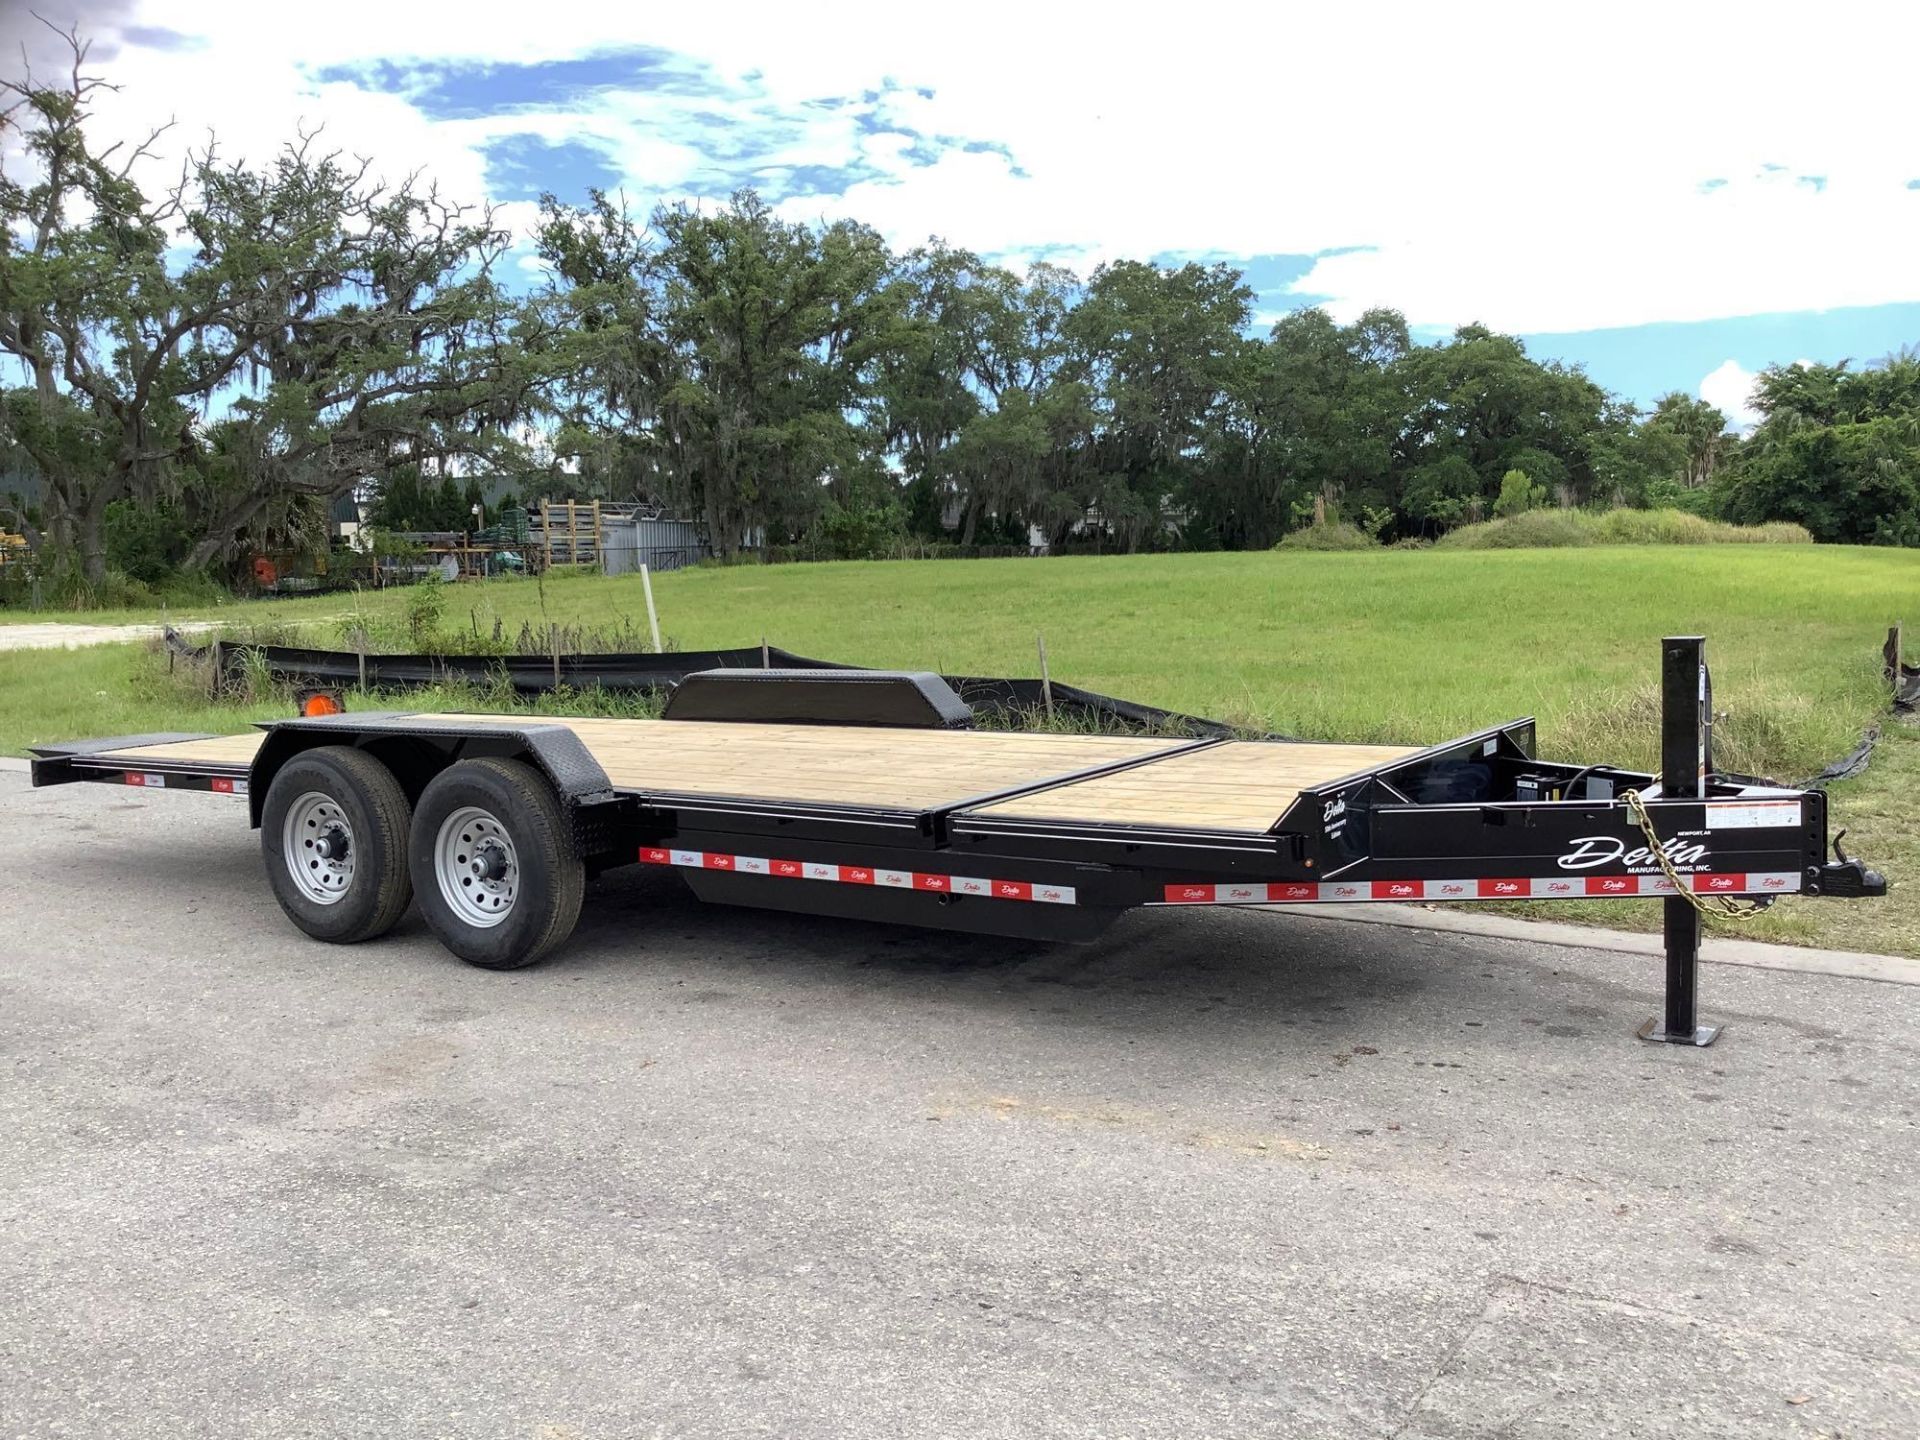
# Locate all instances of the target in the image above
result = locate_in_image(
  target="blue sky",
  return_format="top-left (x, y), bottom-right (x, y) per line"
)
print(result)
top-left (29, 1), bottom-right (1920, 427)
top-left (1522, 306), bottom-right (1920, 418)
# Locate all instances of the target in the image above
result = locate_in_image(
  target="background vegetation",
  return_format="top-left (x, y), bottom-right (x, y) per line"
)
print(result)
top-left (5, 34), bottom-right (1918, 613)
top-left (2, 546), bottom-right (1912, 955)
top-left (6, 545), bottom-right (1907, 776)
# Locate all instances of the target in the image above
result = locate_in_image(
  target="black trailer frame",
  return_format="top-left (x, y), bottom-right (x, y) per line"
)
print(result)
top-left (29, 637), bottom-right (1885, 1045)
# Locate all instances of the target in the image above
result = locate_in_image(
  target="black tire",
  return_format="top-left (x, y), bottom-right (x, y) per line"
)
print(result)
top-left (408, 757), bottom-right (584, 970)
top-left (260, 746), bottom-right (414, 944)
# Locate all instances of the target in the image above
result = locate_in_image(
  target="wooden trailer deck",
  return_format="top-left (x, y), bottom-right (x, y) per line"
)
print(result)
top-left (88, 720), bottom-right (1421, 835)
top-left (964, 739), bottom-right (1418, 833)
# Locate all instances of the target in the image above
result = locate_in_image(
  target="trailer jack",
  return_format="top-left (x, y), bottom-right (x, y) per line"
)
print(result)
top-left (1633, 638), bottom-right (1884, 1049)
top-left (1636, 898), bottom-right (1720, 1047)
top-left (1635, 636), bottom-right (1733, 1048)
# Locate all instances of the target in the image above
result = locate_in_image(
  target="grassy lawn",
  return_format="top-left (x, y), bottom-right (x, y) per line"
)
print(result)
top-left (2, 544), bottom-right (1914, 953)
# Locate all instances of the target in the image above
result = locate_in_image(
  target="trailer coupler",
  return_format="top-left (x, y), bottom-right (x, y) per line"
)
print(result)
top-left (1812, 833), bottom-right (1887, 898)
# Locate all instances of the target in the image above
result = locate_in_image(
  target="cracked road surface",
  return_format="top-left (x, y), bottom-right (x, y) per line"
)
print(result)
top-left (2, 771), bottom-right (1915, 1438)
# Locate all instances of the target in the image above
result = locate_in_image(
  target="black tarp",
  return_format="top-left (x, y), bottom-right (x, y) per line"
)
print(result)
top-left (206, 640), bottom-right (851, 694)
top-left (1804, 728), bottom-right (1879, 787)
top-left (177, 630), bottom-right (1910, 768)
top-left (189, 635), bottom-right (1253, 739)
top-left (1896, 666), bottom-right (1919, 715)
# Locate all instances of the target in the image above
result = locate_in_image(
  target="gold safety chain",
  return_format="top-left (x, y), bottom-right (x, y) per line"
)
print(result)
top-left (1619, 789), bottom-right (1768, 920)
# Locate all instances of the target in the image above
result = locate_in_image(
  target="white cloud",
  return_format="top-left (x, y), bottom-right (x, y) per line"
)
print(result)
top-left (26, 0), bottom-right (1920, 334)
top-left (1700, 360), bottom-right (1762, 430)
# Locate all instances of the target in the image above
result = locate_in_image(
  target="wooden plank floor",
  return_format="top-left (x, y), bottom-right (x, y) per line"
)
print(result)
top-left (97, 733), bottom-right (269, 768)
top-left (961, 740), bottom-right (1421, 833)
top-left (421, 715), bottom-right (1182, 810)
top-left (92, 720), bottom-right (1183, 812)
top-left (90, 722), bottom-right (1419, 831)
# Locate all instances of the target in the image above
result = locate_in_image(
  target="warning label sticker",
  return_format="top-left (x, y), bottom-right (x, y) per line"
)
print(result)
top-left (1705, 800), bottom-right (1802, 831)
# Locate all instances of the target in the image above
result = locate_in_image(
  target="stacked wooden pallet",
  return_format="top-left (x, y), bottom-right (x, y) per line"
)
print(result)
top-left (529, 499), bottom-right (604, 569)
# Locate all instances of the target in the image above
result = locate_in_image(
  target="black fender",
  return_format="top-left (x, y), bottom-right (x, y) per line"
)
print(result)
top-left (247, 714), bottom-right (621, 843)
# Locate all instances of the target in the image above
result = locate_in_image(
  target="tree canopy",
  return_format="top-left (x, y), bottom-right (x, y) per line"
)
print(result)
top-left (1718, 352), bottom-right (1920, 546)
top-left (0, 30), bottom-right (543, 586)
top-left (2, 29), bottom-right (1913, 599)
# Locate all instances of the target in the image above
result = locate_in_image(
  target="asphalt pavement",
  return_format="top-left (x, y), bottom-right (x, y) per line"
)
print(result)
top-left (2, 769), bottom-right (1915, 1439)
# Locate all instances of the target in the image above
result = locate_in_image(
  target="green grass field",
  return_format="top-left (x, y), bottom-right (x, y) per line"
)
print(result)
top-left (3, 544), bottom-right (1915, 953)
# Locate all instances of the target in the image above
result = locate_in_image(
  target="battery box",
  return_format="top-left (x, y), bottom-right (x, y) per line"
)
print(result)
top-left (1513, 772), bottom-right (1566, 803)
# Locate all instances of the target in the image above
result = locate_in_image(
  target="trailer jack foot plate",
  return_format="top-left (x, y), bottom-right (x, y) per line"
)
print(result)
top-left (1636, 1018), bottom-right (1723, 1047)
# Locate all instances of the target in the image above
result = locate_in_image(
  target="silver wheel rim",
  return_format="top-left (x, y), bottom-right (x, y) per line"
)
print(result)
top-left (283, 791), bottom-right (356, 905)
top-left (435, 805), bottom-right (519, 928)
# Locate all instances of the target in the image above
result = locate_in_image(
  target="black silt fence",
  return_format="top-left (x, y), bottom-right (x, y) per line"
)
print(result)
top-left (189, 636), bottom-right (1255, 739)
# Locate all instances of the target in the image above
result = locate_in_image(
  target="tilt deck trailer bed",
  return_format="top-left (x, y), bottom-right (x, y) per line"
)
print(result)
top-left (30, 637), bottom-right (1884, 1046)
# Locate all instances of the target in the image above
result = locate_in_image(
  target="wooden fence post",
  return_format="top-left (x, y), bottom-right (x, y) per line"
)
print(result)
top-left (641, 565), bottom-right (662, 653)
top-left (1037, 632), bottom-right (1054, 721)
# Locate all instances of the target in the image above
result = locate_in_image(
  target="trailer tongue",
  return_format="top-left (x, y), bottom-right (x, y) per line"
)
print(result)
top-left (29, 636), bottom-right (1884, 1046)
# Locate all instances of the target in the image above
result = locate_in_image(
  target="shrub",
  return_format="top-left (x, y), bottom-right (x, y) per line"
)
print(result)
top-left (144, 568), bottom-right (230, 609)
top-left (405, 576), bottom-right (447, 646)
top-left (1401, 454), bottom-right (1481, 529)
top-left (1717, 416), bottom-right (1920, 545)
top-left (1589, 509), bottom-right (1715, 544)
top-left (1589, 510), bottom-right (1811, 545)
top-left (814, 498), bottom-right (905, 560)
top-left (105, 499), bottom-right (195, 583)
top-left (1640, 477), bottom-right (1716, 517)
top-left (1357, 504), bottom-right (1395, 541)
top-left (1491, 469), bottom-right (1549, 518)
top-left (1435, 508), bottom-right (1813, 550)
top-left (1274, 521), bottom-right (1379, 552)
top-left (1437, 509), bottom-right (1593, 549)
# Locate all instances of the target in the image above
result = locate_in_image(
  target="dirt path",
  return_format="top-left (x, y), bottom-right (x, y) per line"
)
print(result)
top-left (0, 622), bottom-right (215, 652)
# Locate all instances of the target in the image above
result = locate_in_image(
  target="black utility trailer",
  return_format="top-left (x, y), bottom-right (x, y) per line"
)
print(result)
top-left (29, 637), bottom-right (1884, 1046)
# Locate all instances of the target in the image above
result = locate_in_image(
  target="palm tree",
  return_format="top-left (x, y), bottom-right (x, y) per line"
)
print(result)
top-left (1648, 392), bottom-right (1730, 487)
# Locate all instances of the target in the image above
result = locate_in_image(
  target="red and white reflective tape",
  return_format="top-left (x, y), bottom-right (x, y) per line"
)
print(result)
top-left (640, 847), bottom-right (1076, 905)
top-left (1162, 872), bottom-right (1801, 905)
top-left (123, 772), bottom-right (248, 795)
